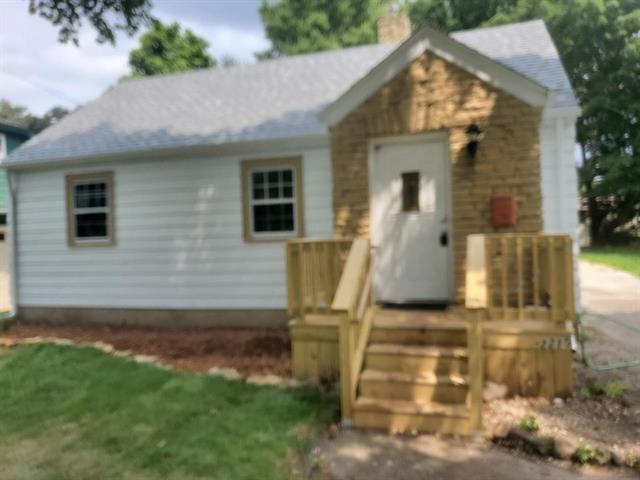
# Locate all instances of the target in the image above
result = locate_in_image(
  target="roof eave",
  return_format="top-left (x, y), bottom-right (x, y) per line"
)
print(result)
top-left (1, 133), bottom-right (330, 171)
top-left (318, 25), bottom-right (549, 127)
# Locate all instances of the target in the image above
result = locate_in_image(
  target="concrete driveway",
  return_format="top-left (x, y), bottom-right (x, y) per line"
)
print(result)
top-left (315, 430), bottom-right (635, 480)
top-left (579, 260), bottom-right (640, 357)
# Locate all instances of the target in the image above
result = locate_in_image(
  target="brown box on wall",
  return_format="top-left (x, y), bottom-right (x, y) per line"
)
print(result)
top-left (491, 194), bottom-right (518, 226)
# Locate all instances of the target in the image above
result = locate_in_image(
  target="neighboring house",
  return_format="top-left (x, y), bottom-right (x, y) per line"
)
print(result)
top-left (2, 17), bottom-right (580, 326)
top-left (0, 122), bottom-right (31, 311)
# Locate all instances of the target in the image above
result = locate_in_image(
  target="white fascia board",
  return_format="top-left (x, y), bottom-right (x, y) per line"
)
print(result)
top-left (318, 25), bottom-right (549, 127)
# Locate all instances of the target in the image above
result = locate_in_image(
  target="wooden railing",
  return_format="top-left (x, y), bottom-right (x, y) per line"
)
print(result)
top-left (331, 238), bottom-right (373, 422)
top-left (286, 239), bottom-right (352, 320)
top-left (466, 310), bottom-right (483, 431)
top-left (465, 233), bottom-right (576, 323)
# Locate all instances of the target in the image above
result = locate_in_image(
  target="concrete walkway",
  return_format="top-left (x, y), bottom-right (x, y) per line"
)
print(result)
top-left (579, 260), bottom-right (640, 356)
top-left (315, 430), bottom-right (634, 480)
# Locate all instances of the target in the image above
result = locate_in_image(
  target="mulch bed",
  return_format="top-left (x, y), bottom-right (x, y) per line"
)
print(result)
top-left (1, 323), bottom-right (292, 376)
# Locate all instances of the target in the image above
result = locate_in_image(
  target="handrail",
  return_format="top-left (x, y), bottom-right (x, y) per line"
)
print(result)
top-left (332, 238), bottom-right (372, 423)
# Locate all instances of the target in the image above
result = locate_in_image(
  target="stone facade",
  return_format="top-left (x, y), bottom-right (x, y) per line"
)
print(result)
top-left (331, 51), bottom-right (544, 302)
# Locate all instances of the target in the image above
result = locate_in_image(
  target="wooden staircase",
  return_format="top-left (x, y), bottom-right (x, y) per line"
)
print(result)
top-left (351, 308), bottom-right (476, 435)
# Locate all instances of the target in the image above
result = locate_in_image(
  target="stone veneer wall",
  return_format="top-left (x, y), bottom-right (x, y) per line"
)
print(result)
top-left (330, 51), bottom-right (544, 302)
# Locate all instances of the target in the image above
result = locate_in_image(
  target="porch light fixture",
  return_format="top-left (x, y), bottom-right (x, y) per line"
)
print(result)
top-left (465, 123), bottom-right (482, 160)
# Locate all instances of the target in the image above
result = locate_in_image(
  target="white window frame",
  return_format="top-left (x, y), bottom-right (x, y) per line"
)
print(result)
top-left (66, 172), bottom-right (115, 247)
top-left (241, 157), bottom-right (304, 242)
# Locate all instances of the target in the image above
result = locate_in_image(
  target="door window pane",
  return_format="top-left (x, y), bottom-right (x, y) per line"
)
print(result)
top-left (402, 171), bottom-right (420, 212)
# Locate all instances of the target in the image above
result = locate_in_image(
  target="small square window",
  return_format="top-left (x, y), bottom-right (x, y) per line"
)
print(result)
top-left (402, 171), bottom-right (420, 212)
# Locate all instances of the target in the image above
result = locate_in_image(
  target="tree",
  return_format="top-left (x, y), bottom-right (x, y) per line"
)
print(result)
top-left (28, 0), bottom-right (152, 45)
top-left (407, 0), bottom-right (518, 31)
top-left (128, 21), bottom-right (217, 77)
top-left (0, 99), bottom-right (70, 134)
top-left (257, 0), bottom-right (389, 58)
top-left (483, 0), bottom-right (640, 243)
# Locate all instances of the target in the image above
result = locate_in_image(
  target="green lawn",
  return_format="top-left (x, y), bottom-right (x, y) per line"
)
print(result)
top-left (0, 344), bottom-right (335, 480)
top-left (581, 247), bottom-right (640, 277)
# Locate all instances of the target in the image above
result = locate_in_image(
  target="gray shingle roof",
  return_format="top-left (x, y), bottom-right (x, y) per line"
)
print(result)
top-left (451, 20), bottom-right (577, 109)
top-left (6, 20), bottom-right (577, 166)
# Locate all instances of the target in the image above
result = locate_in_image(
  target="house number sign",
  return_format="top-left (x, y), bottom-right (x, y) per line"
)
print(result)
top-left (538, 337), bottom-right (571, 350)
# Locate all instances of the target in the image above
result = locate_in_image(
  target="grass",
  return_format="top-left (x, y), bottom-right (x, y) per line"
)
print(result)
top-left (581, 246), bottom-right (640, 277)
top-left (0, 344), bottom-right (336, 480)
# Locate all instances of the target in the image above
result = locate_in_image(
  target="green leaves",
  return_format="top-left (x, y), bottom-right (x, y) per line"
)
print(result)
top-left (128, 20), bottom-right (217, 77)
top-left (257, 0), bottom-right (386, 58)
top-left (28, 0), bottom-right (153, 45)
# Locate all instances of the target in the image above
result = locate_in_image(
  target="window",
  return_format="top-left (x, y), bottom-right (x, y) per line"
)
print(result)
top-left (241, 157), bottom-right (304, 241)
top-left (401, 171), bottom-right (420, 212)
top-left (66, 172), bottom-right (115, 246)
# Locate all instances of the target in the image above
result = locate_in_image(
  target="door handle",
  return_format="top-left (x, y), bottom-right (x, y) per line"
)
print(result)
top-left (440, 231), bottom-right (449, 246)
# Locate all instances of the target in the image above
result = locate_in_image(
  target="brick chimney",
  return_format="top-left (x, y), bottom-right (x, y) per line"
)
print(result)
top-left (377, 6), bottom-right (411, 43)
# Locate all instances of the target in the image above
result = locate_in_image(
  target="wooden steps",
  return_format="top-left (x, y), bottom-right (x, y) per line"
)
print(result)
top-left (351, 308), bottom-right (474, 435)
top-left (353, 397), bottom-right (472, 435)
top-left (366, 344), bottom-right (468, 375)
top-left (360, 369), bottom-right (469, 403)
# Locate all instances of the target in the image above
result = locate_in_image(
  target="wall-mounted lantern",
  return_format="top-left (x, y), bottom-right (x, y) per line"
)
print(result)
top-left (465, 123), bottom-right (482, 160)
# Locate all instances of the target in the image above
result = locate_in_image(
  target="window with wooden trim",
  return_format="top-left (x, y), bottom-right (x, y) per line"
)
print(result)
top-left (241, 157), bottom-right (304, 242)
top-left (66, 172), bottom-right (115, 246)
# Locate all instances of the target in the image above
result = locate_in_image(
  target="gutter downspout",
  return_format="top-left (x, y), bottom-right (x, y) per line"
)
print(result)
top-left (2, 170), bottom-right (18, 325)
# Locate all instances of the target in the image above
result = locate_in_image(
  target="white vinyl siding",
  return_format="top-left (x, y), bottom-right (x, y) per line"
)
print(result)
top-left (539, 114), bottom-right (581, 308)
top-left (15, 147), bottom-right (333, 309)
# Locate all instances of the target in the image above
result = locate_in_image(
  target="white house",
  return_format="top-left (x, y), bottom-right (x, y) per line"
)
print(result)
top-left (2, 18), bottom-right (580, 327)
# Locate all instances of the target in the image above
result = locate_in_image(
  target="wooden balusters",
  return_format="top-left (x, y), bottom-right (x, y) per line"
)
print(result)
top-left (286, 239), bottom-right (352, 321)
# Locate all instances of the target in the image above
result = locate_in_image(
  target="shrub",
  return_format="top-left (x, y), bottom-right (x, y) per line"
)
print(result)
top-left (519, 416), bottom-right (539, 433)
top-left (575, 442), bottom-right (596, 464)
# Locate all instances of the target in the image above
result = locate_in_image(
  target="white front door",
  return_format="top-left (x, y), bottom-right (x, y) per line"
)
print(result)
top-left (370, 135), bottom-right (452, 303)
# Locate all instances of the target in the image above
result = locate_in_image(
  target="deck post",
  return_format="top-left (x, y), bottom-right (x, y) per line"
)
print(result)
top-left (338, 312), bottom-right (354, 424)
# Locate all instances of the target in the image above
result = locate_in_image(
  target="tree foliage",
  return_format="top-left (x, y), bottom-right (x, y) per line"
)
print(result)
top-left (407, 0), bottom-right (518, 31)
top-left (481, 0), bottom-right (640, 243)
top-left (28, 0), bottom-right (152, 45)
top-left (128, 21), bottom-right (217, 77)
top-left (257, 0), bottom-right (389, 58)
top-left (0, 99), bottom-right (69, 134)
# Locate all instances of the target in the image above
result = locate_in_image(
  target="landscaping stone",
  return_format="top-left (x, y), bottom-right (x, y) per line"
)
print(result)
top-left (553, 397), bottom-right (564, 408)
top-left (208, 367), bottom-right (243, 381)
top-left (483, 381), bottom-right (508, 402)
top-left (611, 446), bottom-right (626, 466)
top-left (487, 419), bottom-right (513, 440)
top-left (133, 354), bottom-right (158, 364)
top-left (594, 447), bottom-right (612, 466)
top-left (507, 428), bottom-right (554, 457)
top-left (553, 434), bottom-right (578, 460)
top-left (247, 374), bottom-right (285, 387)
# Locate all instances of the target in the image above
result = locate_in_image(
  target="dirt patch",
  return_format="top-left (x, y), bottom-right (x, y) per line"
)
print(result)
top-left (1, 323), bottom-right (292, 376)
top-left (485, 327), bottom-right (640, 465)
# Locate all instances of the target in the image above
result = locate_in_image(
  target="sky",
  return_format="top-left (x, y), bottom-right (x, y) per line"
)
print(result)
top-left (0, 0), bottom-right (271, 115)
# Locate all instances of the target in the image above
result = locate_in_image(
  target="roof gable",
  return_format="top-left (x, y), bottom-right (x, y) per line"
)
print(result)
top-left (318, 24), bottom-right (549, 126)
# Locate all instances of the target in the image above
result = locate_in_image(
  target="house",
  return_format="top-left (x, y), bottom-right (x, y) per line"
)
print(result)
top-left (3, 14), bottom-right (579, 433)
top-left (0, 122), bottom-right (31, 311)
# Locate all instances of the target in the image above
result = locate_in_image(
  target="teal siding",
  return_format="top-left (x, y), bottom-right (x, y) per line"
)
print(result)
top-left (0, 128), bottom-right (31, 212)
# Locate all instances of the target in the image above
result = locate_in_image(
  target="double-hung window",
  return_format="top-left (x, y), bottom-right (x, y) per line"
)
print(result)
top-left (241, 157), bottom-right (304, 241)
top-left (66, 172), bottom-right (115, 246)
